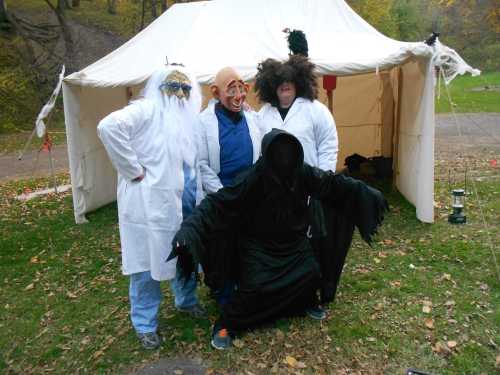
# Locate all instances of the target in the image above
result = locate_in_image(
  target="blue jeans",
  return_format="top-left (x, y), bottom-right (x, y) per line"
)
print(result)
top-left (129, 270), bottom-right (198, 334)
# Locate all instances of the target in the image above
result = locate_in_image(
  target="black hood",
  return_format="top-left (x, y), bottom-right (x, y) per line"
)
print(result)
top-left (261, 129), bottom-right (304, 184)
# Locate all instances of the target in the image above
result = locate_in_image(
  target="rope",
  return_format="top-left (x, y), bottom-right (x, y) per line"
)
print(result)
top-left (440, 69), bottom-right (500, 281)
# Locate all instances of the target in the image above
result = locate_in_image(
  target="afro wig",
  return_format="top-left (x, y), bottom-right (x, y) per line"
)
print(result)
top-left (254, 55), bottom-right (318, 107)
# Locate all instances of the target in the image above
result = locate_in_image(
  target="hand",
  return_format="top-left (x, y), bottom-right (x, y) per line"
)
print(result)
top-left (132, 172), bottom-right (145, 182)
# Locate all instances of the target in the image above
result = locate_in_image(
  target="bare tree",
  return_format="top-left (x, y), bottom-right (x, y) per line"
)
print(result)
top-left (160, 0), bottom-right (167, 12)
top-left (0, 0), bottom-right (10, 28)
top-left (151, 0), bottom-right (157, 18)
top-left (107, 0), bottom-right (117, 14)
top-left (44, 0), bottom-right (74, 62)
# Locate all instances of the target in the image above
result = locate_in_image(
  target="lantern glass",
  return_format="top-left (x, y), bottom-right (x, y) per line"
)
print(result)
top-left (452, 189), bottom-right (465, 208)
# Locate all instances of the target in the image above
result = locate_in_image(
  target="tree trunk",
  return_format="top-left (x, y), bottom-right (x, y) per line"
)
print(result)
top-left (45, 0), bottom-right (74, 67)
top-left (140, 0), bottom-right (146, 30)
top-left (107, 0), bottom-right (116, 14)
top-left (0, 0), bottom-right (10, 26)
top-left (151, 0), bottom-right (157, 18)
top-left (72, 0), bottom-right (80, 7)
top-left (160, 0), bottom-right (167, 13)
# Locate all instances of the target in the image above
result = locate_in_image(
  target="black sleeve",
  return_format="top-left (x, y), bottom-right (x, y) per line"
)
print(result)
top-left (168, 170), bottom-right (256, 281)
top-left (303, 164), bottom-right (389, 244)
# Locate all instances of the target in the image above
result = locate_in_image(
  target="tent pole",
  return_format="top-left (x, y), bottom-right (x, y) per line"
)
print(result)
top-left (392, 67), bottom-right (403, 188)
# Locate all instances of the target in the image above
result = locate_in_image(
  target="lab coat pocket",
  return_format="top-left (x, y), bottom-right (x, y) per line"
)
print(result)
top-left (145, 187), bottom-right (181, 230)
top-left (119, 180), bottom-right (147, 224)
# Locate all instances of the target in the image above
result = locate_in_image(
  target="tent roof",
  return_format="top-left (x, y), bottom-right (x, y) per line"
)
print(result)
top-left (65, 0), bottom-right (434, 87)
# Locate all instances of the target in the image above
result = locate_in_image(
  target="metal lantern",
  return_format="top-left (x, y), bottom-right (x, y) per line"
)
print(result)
top-left (448, 189), bottom-right (466, 224)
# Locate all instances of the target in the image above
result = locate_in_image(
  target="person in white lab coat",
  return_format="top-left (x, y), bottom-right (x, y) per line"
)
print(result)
top-left (254, 55), bottom-right (342, 320)
top-left (97, 66), bottom-right (205, 350)
top-left (255, 55), bottom-right (338, 171)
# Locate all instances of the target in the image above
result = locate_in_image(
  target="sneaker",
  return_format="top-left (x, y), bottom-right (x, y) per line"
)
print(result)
top-left (137, 332), bottom-right (161, 350)
top-left (211, 328), bottom-right (232, 350)
top-left (306, 306), bottom-right (327, 320)
top-left (177, 303), bottom-right (207, 318)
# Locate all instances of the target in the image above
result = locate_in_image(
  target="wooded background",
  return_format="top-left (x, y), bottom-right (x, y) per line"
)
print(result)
top-left (0, 0), bottom-right (498, 133)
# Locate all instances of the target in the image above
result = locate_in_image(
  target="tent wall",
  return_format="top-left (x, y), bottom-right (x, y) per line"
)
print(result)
top-left (394, 58), bottom-right (435, 223)
top-left (63, 83), bottom-right (128, 223)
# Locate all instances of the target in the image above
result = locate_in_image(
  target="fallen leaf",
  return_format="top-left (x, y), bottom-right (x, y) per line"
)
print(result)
top-left (66, 291), bottom-right (77, 299)
top-left (296, 361), bottom-right (307, 369)
top-left (422, 305), bottom-right (431, 313)
top-left (432, 341), bottom-right (451, 355)
top-left (276, 329), bottom-right (285, 340)
top-left (232, 339), bottom-right (244, 348)
top-left (425, 318), bottom-right (434, 329)
top-left (366, 337), bottom-right (376, 342)
top-left (24, 283), bottom-right (35, 291)
top-left (285, 356), bottom-right (297, 368)
top-left (390, 280), bottom-right (401, 288)
top-left (174, 370), bottom-right (183, 375)
top-left (373, 257), bottom-right (381, 264)
top-left (447, 340), bottom-right (457, 349)
top-left (496, 355), bottom-right (500, 368)
top-left (444, 300), bottom-right (455, 307)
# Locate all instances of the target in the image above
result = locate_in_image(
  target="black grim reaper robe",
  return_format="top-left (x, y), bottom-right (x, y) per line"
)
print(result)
top-left (169, 129), bottom-right (388, 331)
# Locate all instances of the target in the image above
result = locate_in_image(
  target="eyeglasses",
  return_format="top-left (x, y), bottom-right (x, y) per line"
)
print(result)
top-left (159, 81), bottom-right (192, 92)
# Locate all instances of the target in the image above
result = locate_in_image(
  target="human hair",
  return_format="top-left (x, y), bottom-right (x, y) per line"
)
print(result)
top-left (254, 55), bottom-right (318, 107)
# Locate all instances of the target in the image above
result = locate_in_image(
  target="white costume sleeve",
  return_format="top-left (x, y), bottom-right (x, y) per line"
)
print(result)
top-left (312, 100), bottom-right (339, 172)
top-left (97, 100), bottom-right (150, 181)
top-left (198, 119), bottom-right (223, 194)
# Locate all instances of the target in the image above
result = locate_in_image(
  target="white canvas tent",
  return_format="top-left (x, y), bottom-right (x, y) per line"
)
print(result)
top-left (62, 0), bottom-right (479, 224)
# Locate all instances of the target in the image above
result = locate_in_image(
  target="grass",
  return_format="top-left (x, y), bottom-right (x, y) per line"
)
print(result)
top-left (435, 72), bottom-right (500, 113)
top-left (0, 164), bottom-right (498, 374)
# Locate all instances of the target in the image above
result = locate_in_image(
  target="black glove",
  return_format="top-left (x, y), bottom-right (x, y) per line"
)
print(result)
top-left (167, 230), bottom-right (189, 262)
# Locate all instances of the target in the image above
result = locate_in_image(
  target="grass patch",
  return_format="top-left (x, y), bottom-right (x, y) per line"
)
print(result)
top-left (0, 166), bottom-right (498, 374)
top-left (436, 72), bottom-right (500, 113)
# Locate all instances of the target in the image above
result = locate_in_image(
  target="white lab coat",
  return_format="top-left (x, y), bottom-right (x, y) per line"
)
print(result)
top-left (97, 98), bottom-right (203, 281)
top-left (198, 100), bottom-right (263, 193)
top-left (259, 98), bottom-right (338, 171)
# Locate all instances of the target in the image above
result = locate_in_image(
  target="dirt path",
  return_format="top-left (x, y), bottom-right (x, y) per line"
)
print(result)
top-left (0, 113), bottom-right (498, 183)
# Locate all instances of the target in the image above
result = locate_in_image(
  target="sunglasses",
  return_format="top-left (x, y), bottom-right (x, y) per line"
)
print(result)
top-left (159, 81), bottom-right (192, 91)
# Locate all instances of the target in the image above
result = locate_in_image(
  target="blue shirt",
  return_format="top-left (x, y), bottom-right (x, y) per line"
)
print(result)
top-left (182, 162), bottom-right (197, 219)
top-left (215, 105), bottom-right (253, 187)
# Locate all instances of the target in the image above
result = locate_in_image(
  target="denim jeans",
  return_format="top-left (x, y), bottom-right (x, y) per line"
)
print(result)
top-left (129, 270), bottom-right (198, 334)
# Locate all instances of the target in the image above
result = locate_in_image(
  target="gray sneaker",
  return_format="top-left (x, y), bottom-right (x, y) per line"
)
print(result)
top-left (211, 328), bottom-right (232, 350)
top-left (177, 303), bottom-right (207, 318)
top-left (306, 306), bottom-right (327, 320)
top-left (137, 332), bottom-right (161, 350)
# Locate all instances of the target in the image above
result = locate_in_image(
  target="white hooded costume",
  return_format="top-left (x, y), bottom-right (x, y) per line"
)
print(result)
top-left (97, 66), bottom-right (203, 281)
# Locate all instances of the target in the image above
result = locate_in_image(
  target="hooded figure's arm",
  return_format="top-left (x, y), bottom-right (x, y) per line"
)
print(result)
top-left (97, 100), bottom-right (152, 181)
top-left (303, 165), bottom-right (388, 244)
top-left (168, 170), bottom-right (255, 279)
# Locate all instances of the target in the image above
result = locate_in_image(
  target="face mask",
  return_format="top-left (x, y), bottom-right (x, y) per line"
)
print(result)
top-left (160, 70), bottom-right (192, 100)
